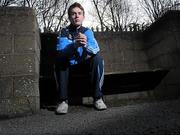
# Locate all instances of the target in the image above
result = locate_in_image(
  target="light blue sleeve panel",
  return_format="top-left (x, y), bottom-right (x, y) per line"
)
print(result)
top-left (56, 28), bottom-right (77, 57)
top-left (57, 36), bottom-right (70, 50)
top-left (84, 29), bottom-right (100, 54)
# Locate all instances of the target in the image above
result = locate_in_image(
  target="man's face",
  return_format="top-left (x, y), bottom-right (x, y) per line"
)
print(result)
top-left (69, 7), bottom-right (84, 27)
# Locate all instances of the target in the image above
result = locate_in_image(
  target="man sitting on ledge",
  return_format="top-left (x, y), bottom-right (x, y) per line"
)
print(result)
top-left (55, 2), bottom-right (107, 114)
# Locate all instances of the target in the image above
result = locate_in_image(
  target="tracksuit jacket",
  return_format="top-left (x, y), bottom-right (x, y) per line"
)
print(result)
top-left (56, 24), bottom-right (100, 65)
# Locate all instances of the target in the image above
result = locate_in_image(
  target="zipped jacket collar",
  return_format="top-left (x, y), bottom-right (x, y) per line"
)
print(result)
top-left (67, 24), bottom-right (83, 33)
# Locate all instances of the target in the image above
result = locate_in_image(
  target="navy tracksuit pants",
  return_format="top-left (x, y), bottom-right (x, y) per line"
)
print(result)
top-left (55, 54), bottom-right (104, 101)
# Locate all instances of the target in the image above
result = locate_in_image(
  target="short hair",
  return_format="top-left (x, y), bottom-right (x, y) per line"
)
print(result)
top-left (68, 2), bottom-right (85, 17)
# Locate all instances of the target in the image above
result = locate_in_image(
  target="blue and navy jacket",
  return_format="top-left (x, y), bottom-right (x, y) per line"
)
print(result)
top-left (56, 25), bottom-right (100, 65)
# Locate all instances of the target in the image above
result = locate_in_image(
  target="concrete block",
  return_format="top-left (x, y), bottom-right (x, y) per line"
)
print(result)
top-left (104, 91), bottom-right (150, 103)
top-left (0, 53), bottom-right (39, 76)
top-left (0, 77), bottom-right (13, 98)
top-left (134, 63), bottom-right (150, 72)
top-left (0, 96), bottom-right (39, 117)
top-left (99, 40), bottom-right (109, 52)
top-left (146, 32), bottom-right (177, 60)
top-left (166, 83), bottom-right (180, 98)
top-left (0, 34), bottom-right (13, 54)
top-left (111, 63), bottom-right (123, 73)
top-left (111, 63), bottom-right (135, 73)
top-left (0, 16), bottom-right (11, 33)
top-left (0, 99), bottom-right (11, 116)
top-left (133, 51), bottom-right (148, 63)
top-left (82, 97), bottom-right (93, 104)
top-left (0, 7), bottom-right (36, 33)
top-left (165, 67), bottom-right (180, 84)
top-left (133, 40), bottom-right (144, 50)
top-left (151, 79), bottom-right (168, 99)
top-left (149, 52), bottom-right (180, 69)
top-left (0, 55), bottom-right (13, 75)
top-left (176, 33), bottom-right (180, 50)
top-left (101, 52), bottom-right (116, 70)
top-left (13, 75), bottom-right (39, 97)
top-left (148, 58), bottom-right (163, 70)
top-left (154, 82), bottom-right (180, 100)
top-left (112, 38), bottom-right (132, 51)
top-left (14, 34), bottom-right (36, 53)
top-left (35, 54), bottom-right (40, 75)
top-left (169, 52), bottom-right (180, 68)
top-left (156, 55), bottom-right (171, 68)
top-left (13, 54), bottom-right (36, 75)
top-left (162, 53), bottom-right (180, 68)
top-left (111, 51), bottom-right (124, 64)
top-left (104, 64), bottom-right (112, 74)
top-left (0, 7), bottom-right (34, 16)
top-left (123, 50), bottom-right (134, 65)
top-left (146, 38), bottom-right (164, 59)
top-left (101, 52), bottom-right (111, 62)
top-left (12, 16), bottom-right (36, 33)
top-left (27, 96), bottom-right (40, 112)
top-left (144, 33), bottom-right (161, 47)
top-left (170, 18), bottom-right (180, 32)
top-left (118, 39), bottom-right (133, 50)
top-left (160, 36), bottom-right (177, 53)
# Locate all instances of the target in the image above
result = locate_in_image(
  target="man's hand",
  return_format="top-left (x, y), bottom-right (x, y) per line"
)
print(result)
top-left (74, 32), bottom-right (87, 47)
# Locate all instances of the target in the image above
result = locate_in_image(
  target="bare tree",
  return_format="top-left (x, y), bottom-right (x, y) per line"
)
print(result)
top-left (35, 0), bottom-right (70, 32)
top-left (138, 0), bottom-right (179, 23)
top-left (92, 0), bottom-right (133, 31)
top-left (92, 0), bottom-right (109, 30)
top-left (0, 0), bottom-right (16, 6)
top-left (107, 0), bottom-right (133, 30)
top-left (14, 0), bottom-right (70, 32)
top-left (1, 0), bottom-right (71, 32)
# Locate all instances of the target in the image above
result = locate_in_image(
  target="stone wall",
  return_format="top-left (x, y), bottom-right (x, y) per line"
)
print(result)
top-left (144, 11), bottom-right (180, 99)
top-left (0, 7), bottom-right (40, 117)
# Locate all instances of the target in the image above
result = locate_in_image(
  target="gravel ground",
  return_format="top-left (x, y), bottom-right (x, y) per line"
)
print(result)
top-left (0, 98), bottom-right (180, 135)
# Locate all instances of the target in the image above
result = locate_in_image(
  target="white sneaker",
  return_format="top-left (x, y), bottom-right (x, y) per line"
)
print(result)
top-left (56, 101), bottom-right (68, 114)
top-left (94, 98), bottom-right (107, 110)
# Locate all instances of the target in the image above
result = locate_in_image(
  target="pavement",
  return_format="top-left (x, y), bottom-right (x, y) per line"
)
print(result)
top-left (0, 98), bottom-right (180, 135)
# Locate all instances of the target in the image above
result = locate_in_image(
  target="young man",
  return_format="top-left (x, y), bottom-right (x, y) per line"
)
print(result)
top-left (55, 2), bottom-right (107, 114)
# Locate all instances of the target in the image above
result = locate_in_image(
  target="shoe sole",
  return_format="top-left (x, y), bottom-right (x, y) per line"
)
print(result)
top-left (55, 111), bottom-right (68, 115)
top-left (94, 106), bottom-right (107, 111)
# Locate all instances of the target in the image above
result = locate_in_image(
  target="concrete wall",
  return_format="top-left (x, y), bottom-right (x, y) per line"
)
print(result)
top-left (95, 31), bottom-right (150, 74)
top-left (94, 10), bottom-right (180, 101)
top-left (144, 11), bottom-right (180, 99)
top-left (0, 7), bottom-right (40, 117)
